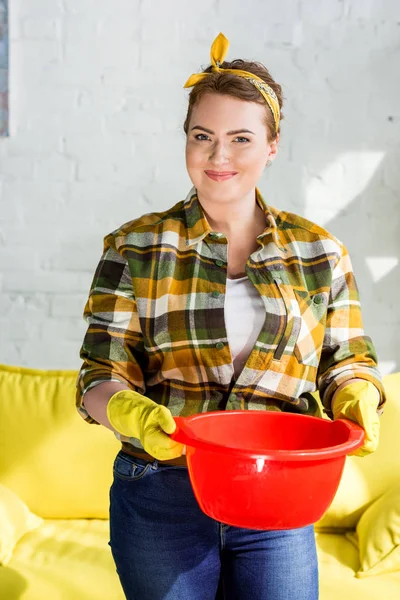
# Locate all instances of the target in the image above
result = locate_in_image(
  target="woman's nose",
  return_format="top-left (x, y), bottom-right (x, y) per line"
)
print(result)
top-left (209, 141), bottom-right (231, 165)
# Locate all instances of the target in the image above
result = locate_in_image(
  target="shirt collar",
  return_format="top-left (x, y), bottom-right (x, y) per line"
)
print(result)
top-left (183, 186), bottom-right (278, 248)
top-left (254, 187), bottom-right (278, 242)
top-left (183, 186), bottom-right (212, 247)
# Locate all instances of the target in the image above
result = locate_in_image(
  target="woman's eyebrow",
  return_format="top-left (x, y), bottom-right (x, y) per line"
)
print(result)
top-left (190, 125), bottom-right (255, 135)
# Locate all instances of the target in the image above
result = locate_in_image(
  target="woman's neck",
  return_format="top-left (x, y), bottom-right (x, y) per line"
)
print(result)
top-left (198, 189), bottom-right (266, 238)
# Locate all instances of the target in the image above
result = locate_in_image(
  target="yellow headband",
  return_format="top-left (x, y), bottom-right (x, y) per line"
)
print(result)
top-left (183, 32), bottom-right (280, 134)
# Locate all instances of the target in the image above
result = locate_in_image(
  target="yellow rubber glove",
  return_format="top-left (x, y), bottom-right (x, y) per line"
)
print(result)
top-left (106, 390), bottom-right (184, 461)
top-left (331, 380), bottom-right (381, 457)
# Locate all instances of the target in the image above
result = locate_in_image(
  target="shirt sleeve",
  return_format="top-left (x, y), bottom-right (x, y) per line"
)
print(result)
top-left (75, 233), bottom-right (146, 424)
top-left (317, 242), bottom-right (386, 416)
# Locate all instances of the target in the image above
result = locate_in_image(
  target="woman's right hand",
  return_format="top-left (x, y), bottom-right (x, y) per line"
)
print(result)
top-left (106, 390), bottom-right (185, 460)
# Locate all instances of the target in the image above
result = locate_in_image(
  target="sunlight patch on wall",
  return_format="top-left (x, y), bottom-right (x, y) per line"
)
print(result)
top-left (365, 257), bottom-right (399, 283)
top-left (379, 361), bottom-right (397, 376)
top-left (304, 152), bottom-right (385, 226)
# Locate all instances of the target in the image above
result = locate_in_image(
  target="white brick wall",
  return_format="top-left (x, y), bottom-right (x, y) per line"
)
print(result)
top-left (0, 0), bottom-right (399, 375)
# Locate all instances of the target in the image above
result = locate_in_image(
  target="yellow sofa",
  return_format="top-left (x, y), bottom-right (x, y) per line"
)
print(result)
top-left (0, 364), bottom-right (399, 599)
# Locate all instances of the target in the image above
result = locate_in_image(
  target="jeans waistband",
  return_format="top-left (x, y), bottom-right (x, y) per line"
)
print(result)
top-left (120, 442), bottom-right (187, 467)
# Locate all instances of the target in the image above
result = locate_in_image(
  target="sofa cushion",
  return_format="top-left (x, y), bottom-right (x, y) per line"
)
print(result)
top-left (0, 483), bottom-right (43, 566)
top-left (2, 523), bottom-right (400, 600)
top-left (316, 532), bottom-right (400, 599)
top-left (0, 364), bottom-right (120, 519)
top-left (0, 518), bottom-right (125, 600)
top-left (345, 484), bottom-right (400, 577)
top-left (316, 372), bottom-right (400, 531)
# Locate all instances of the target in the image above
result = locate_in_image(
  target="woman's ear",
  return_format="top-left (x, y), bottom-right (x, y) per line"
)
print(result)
top-left (267, 135), bottom-right (279, 163)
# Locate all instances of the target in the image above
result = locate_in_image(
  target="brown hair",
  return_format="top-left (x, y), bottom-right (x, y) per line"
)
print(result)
top-left (183, 59), bottom-right (284, 142)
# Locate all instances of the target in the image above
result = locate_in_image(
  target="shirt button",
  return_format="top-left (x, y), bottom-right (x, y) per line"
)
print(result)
top-left (313, 294), bottom-right (323, 304)
top-left (212, 290), bottom-right (221, 298)
top-left (215, 260), bottom-right (224, 268)
top-left (215, 342), bottom-right (224, 350)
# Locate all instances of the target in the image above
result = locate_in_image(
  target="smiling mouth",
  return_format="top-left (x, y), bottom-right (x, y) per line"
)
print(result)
top-left (204, 171), bottom-right (238, 181)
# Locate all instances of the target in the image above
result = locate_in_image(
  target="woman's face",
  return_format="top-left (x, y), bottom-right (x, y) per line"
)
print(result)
top-left (185, 92), bottom-right (278, 205)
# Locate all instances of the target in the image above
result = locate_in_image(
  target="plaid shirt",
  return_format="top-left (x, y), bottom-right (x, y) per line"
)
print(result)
top-left (76, 186), bottom-right (385, 448)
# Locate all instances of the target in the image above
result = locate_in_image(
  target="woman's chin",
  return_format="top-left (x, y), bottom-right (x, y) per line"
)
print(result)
top-left (196, 178), bottom-right (244, 201)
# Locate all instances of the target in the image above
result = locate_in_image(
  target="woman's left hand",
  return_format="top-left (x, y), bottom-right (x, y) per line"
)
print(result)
top-left (331, 380), bottom-right (381, 457)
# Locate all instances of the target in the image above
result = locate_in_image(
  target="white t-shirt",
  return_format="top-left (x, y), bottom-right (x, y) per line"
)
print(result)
top-left (224, 276), bottom-right (266, 380)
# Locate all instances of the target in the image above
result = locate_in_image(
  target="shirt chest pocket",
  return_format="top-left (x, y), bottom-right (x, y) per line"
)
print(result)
top-left (292, 289), bottom-right (328, 367)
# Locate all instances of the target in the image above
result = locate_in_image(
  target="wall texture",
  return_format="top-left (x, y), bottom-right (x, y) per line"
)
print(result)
top-left (0, 0), bottom-right (399, 374)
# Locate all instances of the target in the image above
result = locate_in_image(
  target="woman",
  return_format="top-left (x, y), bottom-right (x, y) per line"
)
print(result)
top-left (76, 33), bottom-right (385, 600)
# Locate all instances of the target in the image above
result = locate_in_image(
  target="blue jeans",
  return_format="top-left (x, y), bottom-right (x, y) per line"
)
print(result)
top-left (109, 450), bottom-right (319, 600)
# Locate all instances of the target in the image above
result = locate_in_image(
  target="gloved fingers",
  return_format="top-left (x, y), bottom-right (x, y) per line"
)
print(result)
top-left (349, 439), bottom-right (377, 457)
top-left (152, 405), bottom-right (177, 434)
top-left (142, 406), bottom-right (183, 460)
top-left (349, 447), bottom-right (369, 458)
top-left (144, 433), bottom-right (185, 460)
top-left (154, 441), bottom-right (185, 461)
top-left (349, 418), bottom-right (380, 457)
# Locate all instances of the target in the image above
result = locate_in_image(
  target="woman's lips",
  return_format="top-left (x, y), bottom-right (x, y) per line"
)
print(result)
top-left (204, 171), bottom-right (238, 181)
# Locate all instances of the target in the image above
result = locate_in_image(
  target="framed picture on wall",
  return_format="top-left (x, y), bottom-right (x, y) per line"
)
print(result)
top-left (0, 0), bottom-right (8, 137)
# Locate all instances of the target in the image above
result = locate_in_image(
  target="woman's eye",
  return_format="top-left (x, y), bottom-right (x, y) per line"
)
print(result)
top-left (193, 134), bottom-right (249, 143)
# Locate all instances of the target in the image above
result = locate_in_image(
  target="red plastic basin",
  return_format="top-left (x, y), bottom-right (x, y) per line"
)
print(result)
top-left (170, 410), bottom-right (364, 530)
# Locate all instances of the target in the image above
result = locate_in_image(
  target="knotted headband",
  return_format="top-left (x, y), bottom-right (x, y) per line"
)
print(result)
top-left (183, 32), bottom-right (280, 134)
